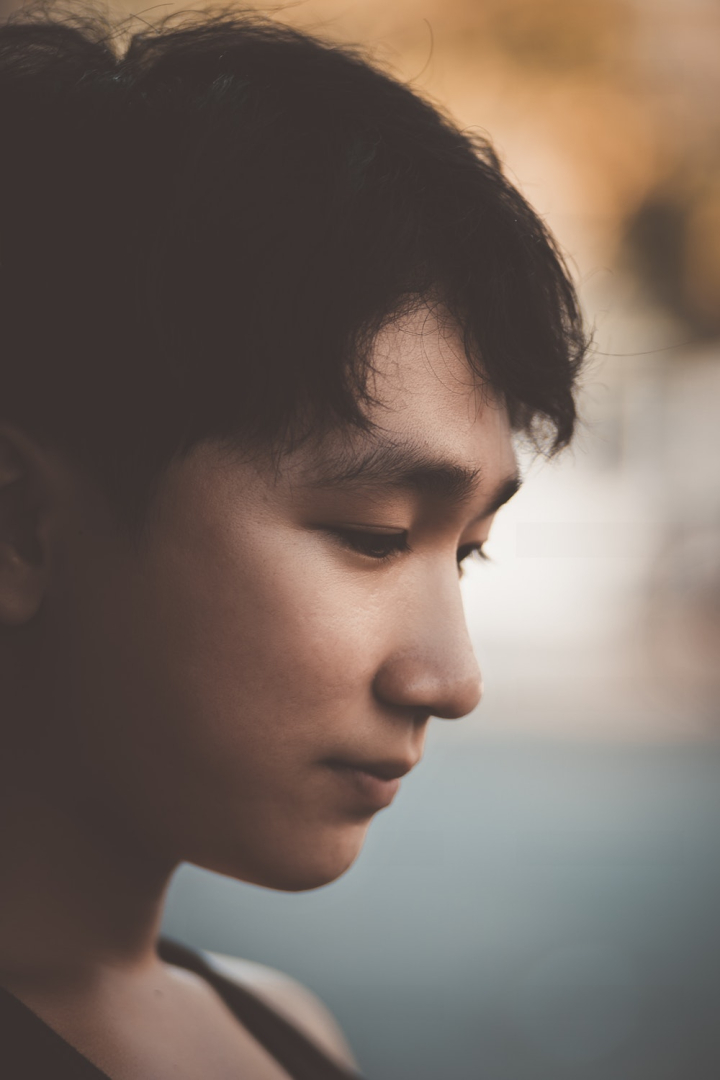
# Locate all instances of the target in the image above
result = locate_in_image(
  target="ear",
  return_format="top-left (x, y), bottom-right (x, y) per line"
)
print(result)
top-left (0, 425), bottom-right (50, 625)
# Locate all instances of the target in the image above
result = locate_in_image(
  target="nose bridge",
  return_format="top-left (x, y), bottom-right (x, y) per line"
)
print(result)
top-left (374, 568), bottom-right (483, 720)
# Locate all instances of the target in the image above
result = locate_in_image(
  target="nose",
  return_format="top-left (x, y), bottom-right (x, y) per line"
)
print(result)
top-left (372, 572), bottom-right (483, 720)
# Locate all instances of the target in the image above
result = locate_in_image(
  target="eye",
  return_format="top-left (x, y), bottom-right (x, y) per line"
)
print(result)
top-left (329, 528), bottom-right (410, 561)
top-left (457, 542), bottom-right (490, 576)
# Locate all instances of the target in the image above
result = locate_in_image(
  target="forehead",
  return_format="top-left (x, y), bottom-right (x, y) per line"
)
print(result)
top-left (369, 305), bottom-right (508, 438)
top-left (297, 306), bottom-right (518, 494)
top-left (274, 306), bottom-right (518, 507)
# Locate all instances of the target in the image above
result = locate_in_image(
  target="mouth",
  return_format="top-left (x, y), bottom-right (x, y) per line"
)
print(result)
top-left (322, 757), bottom-right (418, 811)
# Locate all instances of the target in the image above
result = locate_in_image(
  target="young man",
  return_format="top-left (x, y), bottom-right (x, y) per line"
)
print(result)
top-left (0, 8), bottom-right (587, 1078)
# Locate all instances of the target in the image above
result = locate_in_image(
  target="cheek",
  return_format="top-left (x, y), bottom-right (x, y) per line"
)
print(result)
top-left (155, 531), bottom-right (378, 736)
top-left (52, 519), bottom-right (388, 844)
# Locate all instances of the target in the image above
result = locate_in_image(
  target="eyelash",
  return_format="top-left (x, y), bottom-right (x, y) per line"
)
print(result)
top-left (330, 528), bottom-right (489, 570)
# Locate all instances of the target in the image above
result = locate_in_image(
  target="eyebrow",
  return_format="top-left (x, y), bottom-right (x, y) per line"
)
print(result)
top-left (474, 473), bottom-right (522, 520)
top-left (305, 439), bottom-right (522, 517)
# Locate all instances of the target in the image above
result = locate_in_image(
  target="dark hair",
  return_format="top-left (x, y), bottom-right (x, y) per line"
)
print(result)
top-left (0, 4), bottom-right (587, 533)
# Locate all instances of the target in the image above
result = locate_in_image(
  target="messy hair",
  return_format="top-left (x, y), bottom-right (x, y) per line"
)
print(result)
top-left (0, 4), bottom-right (588, 531)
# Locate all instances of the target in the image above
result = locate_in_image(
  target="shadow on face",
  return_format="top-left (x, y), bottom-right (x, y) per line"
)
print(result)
top-left (0, 306), bottom-right (519, 892)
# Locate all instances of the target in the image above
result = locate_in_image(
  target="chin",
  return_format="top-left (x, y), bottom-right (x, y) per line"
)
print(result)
top-left (201, 821), bottom-right (371, 892)
top-left (256, 861), bottom-right (357, 893)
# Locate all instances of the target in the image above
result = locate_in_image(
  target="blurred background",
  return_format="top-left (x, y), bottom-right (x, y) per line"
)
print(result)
top-left (9, 0), bottom-right (720, 1075)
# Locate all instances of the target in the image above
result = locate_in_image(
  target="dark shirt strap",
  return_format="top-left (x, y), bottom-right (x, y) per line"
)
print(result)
top-left (0, 985), bottom-right (110, 1079)
top-left (158, 935), bottom-right (365, 1080)
top-left (0, 938), bottom-right (365, 1080)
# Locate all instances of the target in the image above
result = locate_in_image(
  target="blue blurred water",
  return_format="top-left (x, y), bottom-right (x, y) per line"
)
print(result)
top-left (163, 732), bottom-right (720, 1079)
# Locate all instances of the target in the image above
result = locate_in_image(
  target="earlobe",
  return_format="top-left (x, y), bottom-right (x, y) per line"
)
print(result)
top-left (0, 429), bottom-right (48, 626)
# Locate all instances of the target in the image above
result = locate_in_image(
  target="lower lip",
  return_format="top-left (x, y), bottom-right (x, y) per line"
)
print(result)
top-left (326, 764), bottom-right (401, 810)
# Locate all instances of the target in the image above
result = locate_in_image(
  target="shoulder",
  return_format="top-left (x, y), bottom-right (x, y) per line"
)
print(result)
top-left (205, 951), bottom-right (358, 1073)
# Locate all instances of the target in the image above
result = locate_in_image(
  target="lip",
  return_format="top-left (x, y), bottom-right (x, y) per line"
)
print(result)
top-left (323, 758), bottom-right (417, 811)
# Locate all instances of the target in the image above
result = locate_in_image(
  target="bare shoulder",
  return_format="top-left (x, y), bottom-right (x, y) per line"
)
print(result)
top-left (205, 951), bottom-right (358, 1072)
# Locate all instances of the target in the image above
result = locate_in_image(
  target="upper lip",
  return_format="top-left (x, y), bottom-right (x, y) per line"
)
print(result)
top-left (324, 758), bottom-right (419, 781)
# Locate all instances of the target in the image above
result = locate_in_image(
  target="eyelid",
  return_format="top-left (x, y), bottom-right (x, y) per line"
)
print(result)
top-left (456, 542), bottom-right (492, 578)
top-left (457, 541), bottom-right (490, 563)
top-left (328, 526), bottom-right (410, 561)
top-left (326, 527), bottom-right (491, 571)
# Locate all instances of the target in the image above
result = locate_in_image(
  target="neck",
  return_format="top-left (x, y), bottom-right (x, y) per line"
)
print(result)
top-left (0, 764), bottom-right (177, 988)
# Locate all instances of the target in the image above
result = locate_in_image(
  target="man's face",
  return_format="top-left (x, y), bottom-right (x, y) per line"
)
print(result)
top-left (43, 307), bottom-right (518, 890)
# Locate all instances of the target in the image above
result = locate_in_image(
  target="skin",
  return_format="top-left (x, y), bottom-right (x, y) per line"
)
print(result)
top-left (0, 304), bottom-right (518, 1078)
